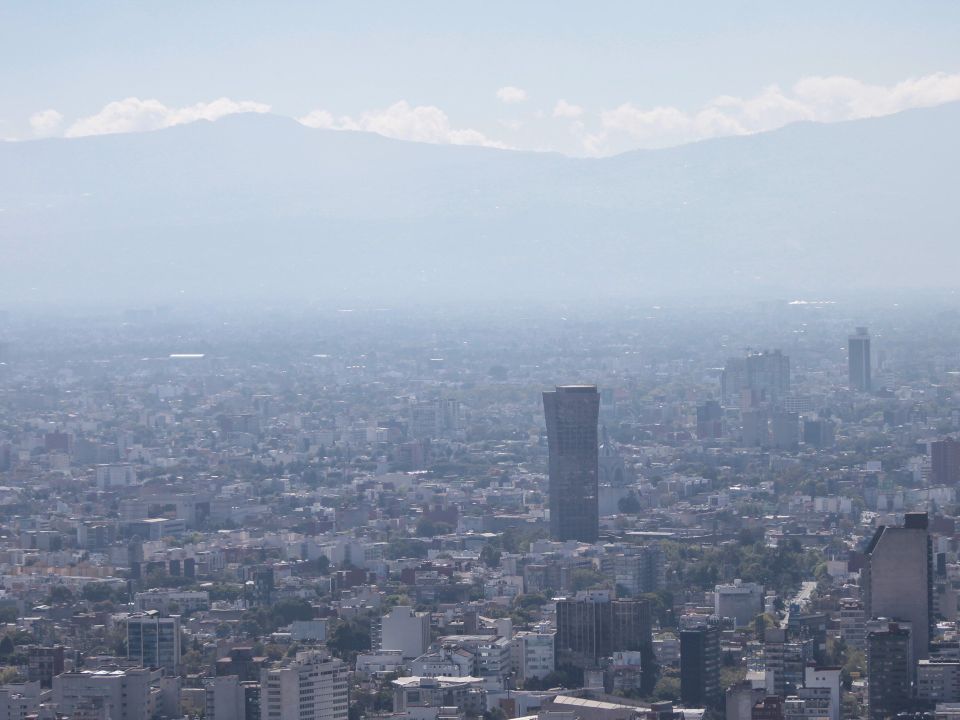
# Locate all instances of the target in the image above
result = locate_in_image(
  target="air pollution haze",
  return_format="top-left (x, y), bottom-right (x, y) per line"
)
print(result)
top-left (6, 6), bottom-right (960, 718)
top-left (2, 102), bottom-right (959, 308)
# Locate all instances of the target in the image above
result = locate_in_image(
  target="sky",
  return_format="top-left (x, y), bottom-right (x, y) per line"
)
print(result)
top-left (3, 1), bottom-right (960, 156)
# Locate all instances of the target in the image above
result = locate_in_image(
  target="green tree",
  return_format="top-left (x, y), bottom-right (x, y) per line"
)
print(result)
top-left (82, 583), bottom-right (114, 603)
top-left (618, 492), bottom-right (641, 514)
top-left (386, 538), bottom-right (428, 559)
top-left (271, 599), bottom-right (315, 627)
top-left (47, 585), bottom-right (74, 605)
top-left (327, 619), bottom-right (371, 664)
top-left (480, 545), bottom-right (502, 568)
top-left (569, 568), bottom-right (608, 592)
top-left (415, 519), bottom-right (453, 537)
top-left (652, 674), bottom-right (680, 701)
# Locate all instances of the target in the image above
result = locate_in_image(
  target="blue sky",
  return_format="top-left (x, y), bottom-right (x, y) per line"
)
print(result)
top-left (4, 1), bottom-right (960, 155)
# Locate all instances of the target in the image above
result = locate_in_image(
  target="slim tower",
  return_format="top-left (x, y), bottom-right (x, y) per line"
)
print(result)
top-left (543, 385), bottom-right (600, 542)
top-left (862, 512), bottom-right (932, 661)
top-left (680, 622), bottom-right (721, 708)
top-left (849, 327), bottom-right (871, 392)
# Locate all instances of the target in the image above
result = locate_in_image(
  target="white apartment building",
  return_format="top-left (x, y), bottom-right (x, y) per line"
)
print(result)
top-left (260, 651), bottom-right (349, 720)
top-left (380, 605), bottom-right (431, 659)
top-left (512, 631), bottom-right (555, 681)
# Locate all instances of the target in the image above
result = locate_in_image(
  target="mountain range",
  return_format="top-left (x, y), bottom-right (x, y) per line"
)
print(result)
top-left (2, 103), bottom-right (959, 308)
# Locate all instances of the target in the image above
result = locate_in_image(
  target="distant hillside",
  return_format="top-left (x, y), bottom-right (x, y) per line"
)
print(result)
top-left (2, 103), bottom-right (959, 307)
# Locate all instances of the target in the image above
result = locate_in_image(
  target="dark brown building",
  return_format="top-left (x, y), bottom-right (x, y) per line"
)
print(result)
top-left (931, 437), bottom-right (960, 485)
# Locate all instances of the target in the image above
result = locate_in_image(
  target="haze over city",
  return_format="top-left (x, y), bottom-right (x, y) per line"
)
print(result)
top-left (2, 4), bottom-right (960, 720)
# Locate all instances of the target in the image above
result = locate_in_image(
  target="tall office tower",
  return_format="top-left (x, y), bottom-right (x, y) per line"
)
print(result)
top-left (803, 419), bottom-right (835, 449)
top-left (721, 350), bottom-right (791, 406)
top-left (849, 327), bottom-right (872, 392)
top-left (260, 651), bottom-right (349, 720)
top-left (867, 622), bottom-right (913, 720)
top-left (931, 437), bottom-right (960, 485)
top-left (543, 385), bottom-right (600, 542)
top-left (127, 611), bottom-right (181, 674)
top-left (680, 621), bottom-right (721, 708)
top-left (252, 566), bottom-right (274, 607)
top-left (771, 411), bottom-right (800, 450)
top-left (555, 590), bottom-right (652, 674)
top-left (763, 627), bottom-right (812, 697)
top-left (862, 512), bottom-right (932, 661)
top-left (696, 400), bottom-right (724, 440)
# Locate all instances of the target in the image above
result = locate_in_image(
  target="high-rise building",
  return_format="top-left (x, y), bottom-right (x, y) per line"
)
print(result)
top-left (680, 621), bottom-right (721, 708)
top-left (126, 612), bottom-right (181, 674)
top-left (606, 545), bottom-right (664, 596)
top-left (862, 512), bottom-right (932, 661)
top-left (379, 605), bottom-right (431, 659)
top-left (803, 419), bottom-right (835, 448)
top-left (555, 590), bottom-right (652, 672)
top-left (206, 675), bottom-right (261, 720)
top-left (741, 408), bottom-right (769, 448)
top-left (916, 659), bottom-right (960, 704)
top-left (27, 645), bottom-right (65, 688)
top-left (721, 350), bottom-right (790, 406)
top-left (260, 651), bottom-right (349, 720)
top-left (512, 631), bottom-right (556, 682)
top-left (839, 598), bottom-right (866, 650)
top-left (252, 566), bottom-right (274, 607)
top-left (849, 327), bottom-right (871, 392)
top-left (696, 400), bottom-right (724, 440)
top-left (867, 622), bottom-right (913, 720)
top-left (53, 667), bottom-right (161, 720)
top-left (803, 666), bottom-right (841, 720)
top-left (763, 627), bottom-right (812, 697)
top-left (543, 385), bottom-right (600, 543)
top-left (771, 411), bottom-right (799, 450)
top-left (931, 437), bottom-right (960, 485)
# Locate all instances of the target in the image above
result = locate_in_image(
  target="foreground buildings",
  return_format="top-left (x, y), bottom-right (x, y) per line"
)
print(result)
top-left (0, 303), bottom-right (958, 719)
top-left (260, 651), bottom-right (349, 720)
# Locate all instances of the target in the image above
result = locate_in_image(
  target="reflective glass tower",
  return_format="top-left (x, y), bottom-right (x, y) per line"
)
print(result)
top-left (543, 385), bottom-right (600, 542)
top-left (849, 327), bottom-right (871, 392)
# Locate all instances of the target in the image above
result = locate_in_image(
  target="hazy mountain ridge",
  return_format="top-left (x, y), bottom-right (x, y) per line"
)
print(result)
top-left (2, 103), bottom-right (959, 306)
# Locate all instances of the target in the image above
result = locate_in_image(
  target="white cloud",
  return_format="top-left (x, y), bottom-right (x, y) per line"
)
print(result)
top-left (65, 97), bottom-right (270, 138)
top-left (496, 86), bottom-right (528, 104)
top-left (29, 109), bottom-right (64, 137)
top-left (298, 101), bottom-right (506, 148)
top-left (298, 109), bottom-right (335, 129)
top-left (553, 99), bottom-right (583, 118)
top-left (590, 71), bottom-right (960, 155)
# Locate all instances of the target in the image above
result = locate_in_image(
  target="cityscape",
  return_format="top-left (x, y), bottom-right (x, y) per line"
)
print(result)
top-left (0, 300), bottom-right (958, 720)
top-left (4, 3), bottom-right (960, 720)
